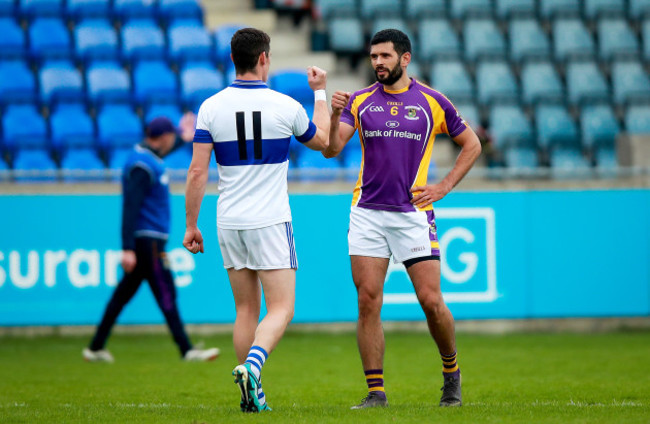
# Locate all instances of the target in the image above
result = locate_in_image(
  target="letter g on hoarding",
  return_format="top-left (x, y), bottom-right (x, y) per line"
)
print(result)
top-left (440, 227), bottom-right (478, 284)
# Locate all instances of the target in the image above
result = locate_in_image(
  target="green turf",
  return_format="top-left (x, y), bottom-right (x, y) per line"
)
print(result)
top-left (1, 330), bottom-right (649, 423)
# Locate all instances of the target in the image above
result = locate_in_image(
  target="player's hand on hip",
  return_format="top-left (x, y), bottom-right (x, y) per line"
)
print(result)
top-left (183, 227), bottom-right (204, 254)
top-left (307, 66), bottom-right (327, 90)
top-left (331, 91), bottom-right (351, 114)
top-left (121, 250), bottom-right (137, 273)
top-left (410, 184), bottom-right (449, 208)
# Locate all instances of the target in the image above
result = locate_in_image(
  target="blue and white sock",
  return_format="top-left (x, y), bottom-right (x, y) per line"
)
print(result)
top-left (245, 345), bottom-right (268, 382)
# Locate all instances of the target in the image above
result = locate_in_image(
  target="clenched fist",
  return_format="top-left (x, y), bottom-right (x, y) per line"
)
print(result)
top-left (307, 66), bottom-right (327, 91)
top-left (331, 91), bottom-right (351, 114)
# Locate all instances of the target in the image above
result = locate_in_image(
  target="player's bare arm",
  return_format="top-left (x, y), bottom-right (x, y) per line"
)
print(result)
top-left (303, 66), bottom-right (330, 151)
top-left (323, 90), bottom-right (354, 158)
top-left (183, 142), bottom-right (213, 254)
top-left (411, 127), bottom-right (482, 208)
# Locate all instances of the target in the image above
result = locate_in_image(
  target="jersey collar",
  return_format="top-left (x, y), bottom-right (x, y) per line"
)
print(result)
top-left (382, 77), bottom-right (415, 94)
top-left (230, 79), bottom-right (269, 89)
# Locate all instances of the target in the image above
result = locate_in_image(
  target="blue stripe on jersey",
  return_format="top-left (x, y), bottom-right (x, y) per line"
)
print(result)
top-left (213, 137), bottom-right (290, 166)
top-left (193, 129), bottom-right (212, 143)
top-left (296, 121), bottom-right (317, 143)
top-left (230, 80), bottom-right (268, 89)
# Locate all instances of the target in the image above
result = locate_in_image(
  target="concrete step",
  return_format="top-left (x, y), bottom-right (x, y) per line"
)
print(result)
top-left (271, 52), bottom-right (337, 73)
top-left (204, 9), bottom-right (276, 32)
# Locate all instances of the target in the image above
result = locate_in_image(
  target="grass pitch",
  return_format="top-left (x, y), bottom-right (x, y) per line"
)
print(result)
top-left (1, 329), bottom-right (649, 423)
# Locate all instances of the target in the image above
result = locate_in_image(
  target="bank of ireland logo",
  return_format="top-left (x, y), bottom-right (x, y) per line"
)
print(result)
top-left (405, 105), bottom-right (420, 120)
top-left (384, 207), bottom-right (497, 304)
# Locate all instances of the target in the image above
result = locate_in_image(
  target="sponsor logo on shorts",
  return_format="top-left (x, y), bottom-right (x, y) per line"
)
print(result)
top-left (411, 246), bottom-right (427, 253)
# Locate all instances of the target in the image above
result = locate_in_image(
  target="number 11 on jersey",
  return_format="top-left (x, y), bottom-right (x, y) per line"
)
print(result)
top-left (235, 111), bottom-right (262, 161)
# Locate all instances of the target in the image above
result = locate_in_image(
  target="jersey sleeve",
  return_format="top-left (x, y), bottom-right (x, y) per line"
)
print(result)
top-left (193, 103), bottom-right (213, 143)
top-left (293, 105), bottom-right (317, 144)
top-left (340, 95), bottom-right (356, 129)
top-left (438, 95), bottom-right (468, 138)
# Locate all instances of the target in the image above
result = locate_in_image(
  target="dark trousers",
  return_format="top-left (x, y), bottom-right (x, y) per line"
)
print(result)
top-left (89, 237), bottom-right (192, 356)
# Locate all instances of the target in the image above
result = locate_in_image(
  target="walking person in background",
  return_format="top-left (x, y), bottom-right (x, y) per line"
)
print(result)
top-left (183, 28), bottom-right (330, 412)
top-left (83, 113), bottom-right (220, 363)
top-left (324, 29), bottom-right (482, 409)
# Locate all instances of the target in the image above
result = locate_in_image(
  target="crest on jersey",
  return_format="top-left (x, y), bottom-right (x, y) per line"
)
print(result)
top-left (405, 106), bottom-right (420, 120)
top-left (429, 221), bottom-right (437, 235)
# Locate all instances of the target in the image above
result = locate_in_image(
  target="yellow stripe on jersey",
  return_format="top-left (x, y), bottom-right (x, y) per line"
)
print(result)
top-left (350, 90), bottom-right (376, 207)
top-left (349, 89), bottom-right (377, 130)
top-left (431, 241), bottom-right (440, 248)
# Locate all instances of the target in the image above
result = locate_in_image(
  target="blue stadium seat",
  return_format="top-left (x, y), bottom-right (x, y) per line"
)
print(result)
top-left (145, 103), bottom-right (183, 127)
top-left (28, 18), bottom-right (72, 61)
top-left (644, 19), bottom-right (650, 61)
top-left (372, 18), bottom-right (415, 51)
top-left (49, 103), bottom-right (95, 153)
top-left (496, 0), bottom-right (535, 19)
top-left (580, 105), bottom-right (620, 154)
top-left (12, 149), bottom-right (58, 182)
top-left (269, 70), bottom-right (312, 105)
top-left (611, 60), bottom-right (650, 105)
top-left (180, 62), bottom-right (224, 110)
top-left (296, 148), bottom-right (341, 182)
top-left (86, 61), bottom-right (131, 106)
top-left (630, 0), bottom-right (650, 20)
top-left (19, 0), bottom-right (63, 18)
top-left (455, 102), bottom-right (480, 129)
top-left (314, 0), bottom-right (357, 19)
top-left (552, 19), bottom-right (595, 61)
top-left (490, 105), bottom-right (535, 149)
top-left (60, 148), bottom-right (105, 182)
top-left (0, 60), bottom-right (36, 104)
top-left (509, 19), bottom-right (550, 62)
top-left (168, 19), bottom-right (212, 64)
top-left (585, 0), bottom-right (625, 20)
top-left (0, 0), bottom-right (15, 15)
top-left (450, 0), bottom-right (492, 19)
top-left (113, 0), bottom-right (157, 21)
top-left (66, 0), bottom-right (110, 20)
top-left (213, 24), bottom-right (244, 66)
top-left (225, 63), bottom-right (236, 83)
top-left (158, 0), bottom-right (203, 23)
top-left (565, 61), bottom-right (609, 106)
top-left (2, 104), bottom-right (48, 151)
top-left (549, 148), bottom-right (591, 176)
top-left (535, 104), bottom-right (579, 151)
top-left (521, 62), bottom-right (563, 105)
top-left (418, 19), bottom-right (460, 60)
top-left (133, 60), bottom-right (178, 106)
top-left (108, 147), bottom-right (132, 177)
top-left (97, 104), bottom-right (143, 151)
top-left (430, 61), bottom-right (474, 102)
top-left (464, 19), bottom-right (506, 61)
top-left (328, 17), bottom-right (364, 54)
top-left (503, 146), bottom-right (538, 169)
top-left (625, 105), bottom-right (650, 134)
top-left (476, 61), bottom-right (518, 105)
top-left (121, 19), bottom-right (166, 63)
top-left (163, 143), bottom-right (192, 174)
top-left (598, 19), bottom-right (640, 60)
top-left (404, 0), bottom-right (446, 20)
top-left (39, 61), bottom-right (84, 106)
top-left (539, 0), bottom-right (580, 19)
top-left (360, 0), bottom-right (402, 19)
top-left (75, 19), bottom-right (119, 62)
top-left (0, 18), bottom-right (25, 59)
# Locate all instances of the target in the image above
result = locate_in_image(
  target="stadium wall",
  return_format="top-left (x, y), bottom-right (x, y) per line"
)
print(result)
top-left (0, 189), bottom-right (648, 326)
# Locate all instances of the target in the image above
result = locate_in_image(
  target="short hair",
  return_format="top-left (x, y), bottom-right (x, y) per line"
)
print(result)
top-left (231, 28), bottom-right (271, 75)
top-left (370, 29), bottom-right (412, 56)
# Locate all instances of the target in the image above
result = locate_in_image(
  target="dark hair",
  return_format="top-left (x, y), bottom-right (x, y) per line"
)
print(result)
top-left (231, 28), bottom-right (271, 74)
top-left (370, 29), bottom-right (412, 56)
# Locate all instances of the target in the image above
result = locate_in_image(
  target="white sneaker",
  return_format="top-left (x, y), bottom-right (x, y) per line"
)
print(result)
top-left (184, 347), bottom-right (220, 362)
top-left (82, 348), bottom-right (114, 363)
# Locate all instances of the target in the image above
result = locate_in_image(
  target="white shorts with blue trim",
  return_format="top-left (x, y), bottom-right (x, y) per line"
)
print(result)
top-left (217, 222), bottom-right (298, 270)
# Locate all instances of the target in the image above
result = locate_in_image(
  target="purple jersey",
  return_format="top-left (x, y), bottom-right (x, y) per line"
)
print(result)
top-left (340, 78), bottom-right (467, 212)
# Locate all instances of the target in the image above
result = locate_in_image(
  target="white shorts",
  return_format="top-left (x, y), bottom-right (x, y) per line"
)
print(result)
top-left (218, 222), bottom-right (298, 270)
top-left (348, 206), bottom-right (440, 263)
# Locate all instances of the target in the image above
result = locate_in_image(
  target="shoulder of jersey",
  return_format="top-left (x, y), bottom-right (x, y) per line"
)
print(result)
top-left (351, 82), bottom-right (380, 99)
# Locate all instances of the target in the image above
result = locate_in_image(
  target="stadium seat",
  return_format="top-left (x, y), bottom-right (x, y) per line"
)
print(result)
top-left (644, 19), bottom-right (650, 61)
top-left (28, 18), bottom-right (72, 61)
top-left (2, 104), bottom-right (48, 151)
top-left (598, 19), bottom-right (640, 61)
top-left (580, 104), bottom-right (620, 154)
top-left (60, 148), bottom-right (105, 182)
top-left (180, 62), bottom-right (224, 110)
top-left (168, 20), bottom-right (212, 64)
top-left (157, 0), bottom-right (203, 23)
top-left (133, 60), bottom-right (178, 106)
top-left (630, 0), bottom-right (650, 20)
top-left (404, 0), bottom-right (446, 20)
top-left (585, 0), bottom-right (625, 20)
top-left (75, 19), bottom-right (119, 62)
top-left (509, 19), bottom-right (551, 63)
top-left (145, 103), bottom-right (183, 127)
top-left (489, 105), bottom-right (535, 149)
top-left (455, 102), bottom-right (480, 129)
top-left (552, 19), bottom-right (595, 61)
top-left (0, 0), bottom-right (15, 15)
top-left (372, 18), bottom-right (415, 51)
top-left (66, 0), bottom-right (110, 20)
top-left (108, 147), bottom-right (132, 178)
top-left (539, 0), bottom-right (580, 19)
top-left (521, 62), bottom-right (563, 105)
top-left (0, 60), bottom-right (36, 104)
top-left (450, 0), bottom-right (492, 19)
top-left (18, 0), bottom-right (63, 18)
top-left (296, 148), bottom-right (341, 182)
top-left (418, 19), bottom-right (461, 61)
top-left (39, 61), bottom-right (84, 106)
top-left (360, 0), bottom-right (402, 19)
top-left (503, 146), bottom-right (539, 169)
top-left (97, 104), bottom-right (143, 151)
top-left (213, 24), bottom-right (244, 66)
top-left (535, 104), bottom-right (579, 151)
top-left (549, 148), bottom-right (591, 177)
top-left (625, 105), bottom-right (650, 134)
top-left (113, 0), bottom-right (157, 21)
top-left (12, 149), bottom-right (58, 182)
top-left (475, 61), bottom-right (518, 105)
top-left (86, 61), bottom-right (131, 106)
top-left (163, 144), bottom-right (192, 176)
top-left (0, 18), bottom-right (25, 59)
top-left (565, 61), bottom-right (609, 106)
top-left (314, 0), bottom-right (357, 19)
top-left (225, 63), bottom-right (236, 83)
top-left (430, 61), bottom-right (474, 102)
top-left (495, 0), bottom-right (535, 19)
top-left (328, 17), bottom-right (364, 54)
top-left (49, 103), bottom-right (95, 153)
top-left (121, 19), bottom-right (166, 63)
top-left (464, 19), bottom-right (507, 62)
top-left (269, 70), bottom-right (312, 105)
top-left (611, 60), bottom-right (650, 105)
